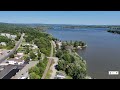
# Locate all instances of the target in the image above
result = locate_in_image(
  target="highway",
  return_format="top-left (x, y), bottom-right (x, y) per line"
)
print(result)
top-left (0, 33), bottom-right (25, 63)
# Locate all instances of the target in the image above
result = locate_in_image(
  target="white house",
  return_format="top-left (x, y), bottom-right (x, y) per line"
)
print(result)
top-left (56, 41), bottom-right (62, 49)
top-left (11, 35), bottom-right (17, 40)
top-left (5, 33), bottom-right (11, 38)
top-left (0, 33), bottom-right (6, 37)
top-left (0, 42), bottom-right (6, 46)
top-left (0, 33), bottom-right (17, 40)
top-left (16, 53), bottom-right (24, 59)
top-left (32, 44), bottom-right (38, 49)
top-left (17, 59), bottom-right (25, 65)
top-left (7, 58), bottom-right (25, 65)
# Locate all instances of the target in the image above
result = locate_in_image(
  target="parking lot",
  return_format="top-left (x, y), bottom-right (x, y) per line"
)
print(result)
top-left (0, 49), bottom-right (11, 61)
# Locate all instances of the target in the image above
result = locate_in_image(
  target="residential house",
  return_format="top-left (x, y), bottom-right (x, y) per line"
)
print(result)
top-left (56, 41), bottom-right (62, 49)
top-left (0, 42), bottom-right (6, 46)
top-left (0, 33), bottom-right (17, 40)
top-left (16, 53), bottom-right (24, 59)
top-left (0, 33), bottom-right (6, 37)
top-left (7, 59), bottom-right (25, 65)
top-left (10, 35), bottom-right (17, 40)
top-left (5, 33), bottom-right (11, 38)
top-left (32, 44), bottom-right (38, 49)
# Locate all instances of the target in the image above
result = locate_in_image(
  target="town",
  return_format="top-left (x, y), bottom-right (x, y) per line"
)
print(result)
top-left (0, 23), bottom-right (88, 79)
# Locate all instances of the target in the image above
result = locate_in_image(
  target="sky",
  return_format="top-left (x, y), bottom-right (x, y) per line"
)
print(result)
top-left (0, 11), bottom-right (120, 25)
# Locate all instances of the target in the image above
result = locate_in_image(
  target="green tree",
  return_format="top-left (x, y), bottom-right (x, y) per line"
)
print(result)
top-left (65, 63), bottom-right (75, 76)
top-left (74, 41), bottom-right (79, 47)
top-left (30, 52), bottom-right (36, 60)
top-left (25, 45), bottom-right (30, 54)
top-left (29, 72), bottom-right (40, 79)
top-left (24, 56), bottom-right (30, 62)
top-left (72, 66), bottom-right (87, 79)
top-left (56, 50), bottom-right (63, 58)
top-left (29, 66), bottom-right (40, 75)
top-left (57, 60), bottom-right (67, 71)
top-left (62, 53), bottom-right (71, 63)
top-left (37, 50), bottom-right (41, 58)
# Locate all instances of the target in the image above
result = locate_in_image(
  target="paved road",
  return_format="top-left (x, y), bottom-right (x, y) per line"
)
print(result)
top-left (41, 41), bottom-right (54, 79)
top-left (0, 33), bottom-right (24, 63)
top-left (50, 57), bottom-right (58, 79)
top-left (0, 49), bottom-right (11, 61)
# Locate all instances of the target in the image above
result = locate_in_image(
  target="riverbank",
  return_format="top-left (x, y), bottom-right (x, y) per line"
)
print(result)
top-left (54, 40), bottom-right (88, 79)
top-left (74, 52), bottom-right (92, 79)
top-left (107, 30), bottom-right (120, 34)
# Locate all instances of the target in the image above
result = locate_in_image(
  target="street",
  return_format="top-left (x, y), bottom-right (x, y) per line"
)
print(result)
top-left (50, 57), bottom-right (58, 79)
top-left (0, 33), bottom-right (25, 63)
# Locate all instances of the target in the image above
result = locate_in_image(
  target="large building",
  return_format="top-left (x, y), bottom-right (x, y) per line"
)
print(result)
top-left (0, 33), bottom-right (17, 40)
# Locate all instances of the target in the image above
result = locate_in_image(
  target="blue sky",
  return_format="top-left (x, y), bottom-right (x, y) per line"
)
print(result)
top-left (0, 11), bottom-right (120, 25)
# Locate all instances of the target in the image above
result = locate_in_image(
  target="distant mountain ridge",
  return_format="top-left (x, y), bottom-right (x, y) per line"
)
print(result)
top-left (0, 22), bottom-right (120, 29)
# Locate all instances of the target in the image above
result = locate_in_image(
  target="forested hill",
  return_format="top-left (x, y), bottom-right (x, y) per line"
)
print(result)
top-left (1, 22), bottom-right (120, 30)
top-left (0, 22), bottom-right (54, 56)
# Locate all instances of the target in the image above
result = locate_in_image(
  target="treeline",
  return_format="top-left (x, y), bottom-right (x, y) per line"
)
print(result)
top-left (107, 30), bottom-right (120, 34)
top-left (61, 25), bottom-right (110, 29)
top-left (56, 49), bottom-right (87, 79)
top-left (55, 40), bottom-right (87, 79)
top-left (29, 57), bottom-right (48, 79)
top-left (62, 40), bottom-right (86, 48)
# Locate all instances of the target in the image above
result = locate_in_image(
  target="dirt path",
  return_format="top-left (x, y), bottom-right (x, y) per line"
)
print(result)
top-left (41, 41), bottom-right (54, 79)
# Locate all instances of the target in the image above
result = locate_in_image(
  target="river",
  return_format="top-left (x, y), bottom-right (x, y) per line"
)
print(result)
top-left (46, 28), bottom-right (120, 79)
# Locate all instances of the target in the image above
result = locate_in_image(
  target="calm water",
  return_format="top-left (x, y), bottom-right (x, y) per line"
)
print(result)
top-left (47, 28), bottom-right (120, 79)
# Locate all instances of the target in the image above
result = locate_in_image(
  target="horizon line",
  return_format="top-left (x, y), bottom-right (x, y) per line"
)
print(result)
top-left (0, 22), bottom-right (120, 26)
